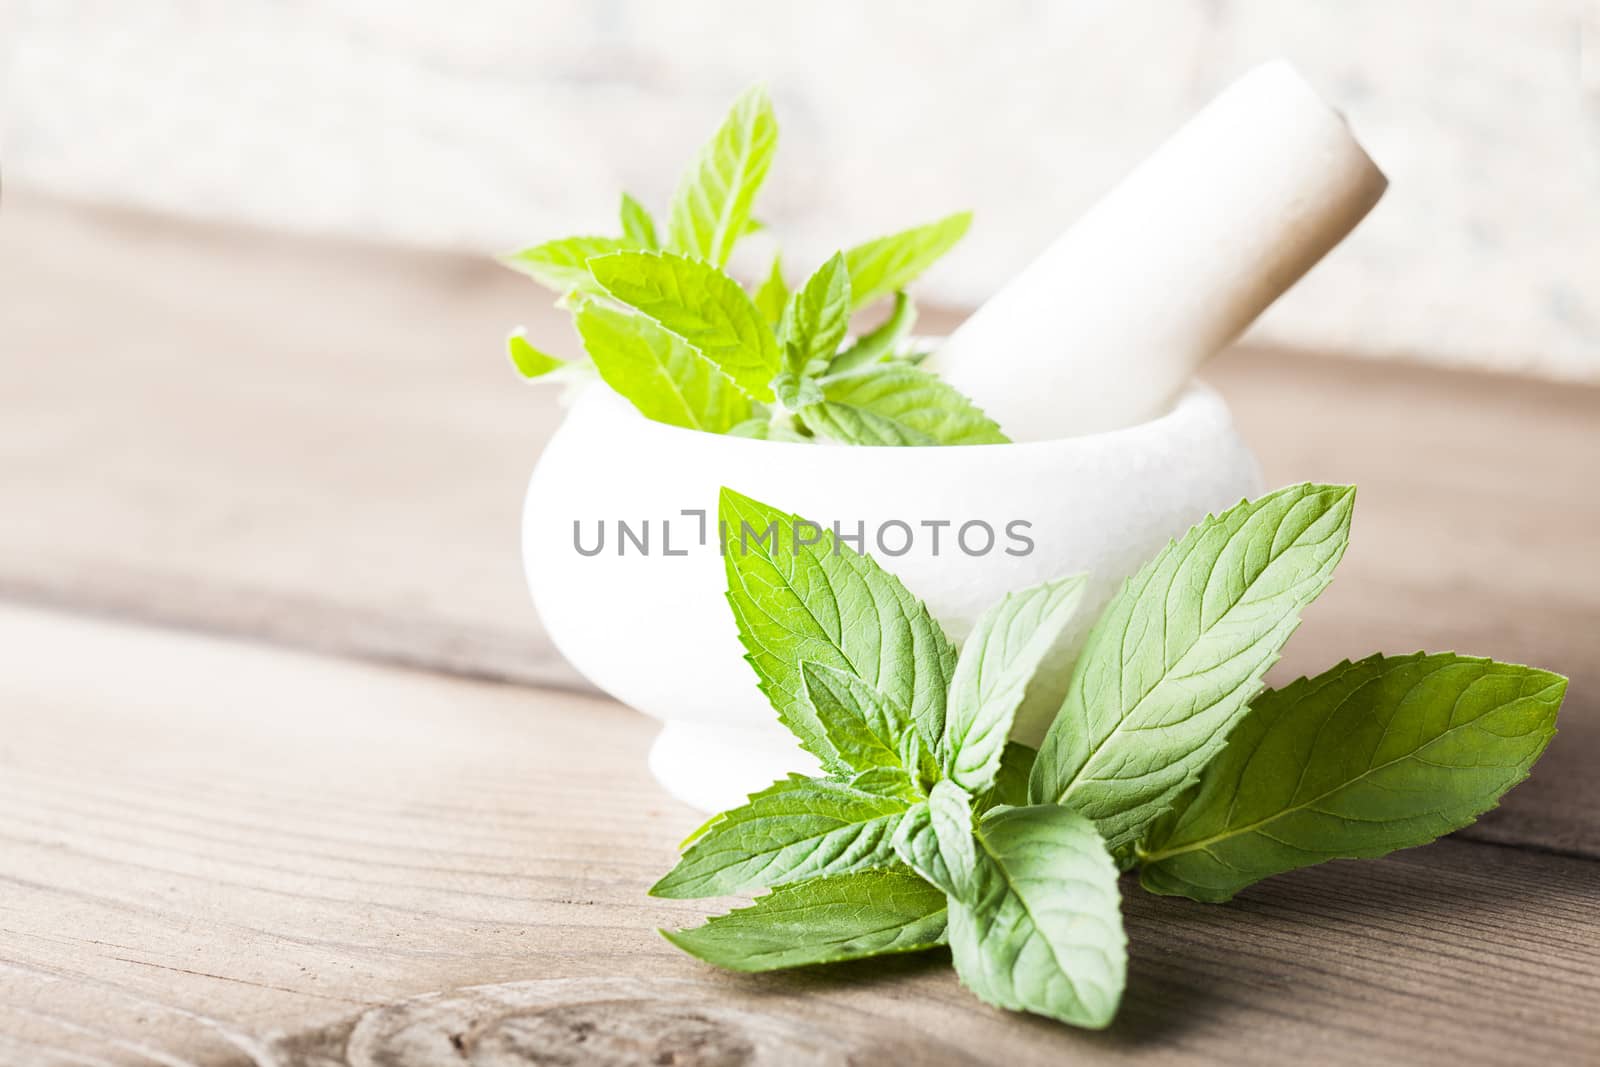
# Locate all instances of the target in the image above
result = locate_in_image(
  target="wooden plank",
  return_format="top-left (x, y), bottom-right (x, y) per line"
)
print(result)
top-left (1, 603), bottom-right (1596, 1065)
top-left (3, 193), bottom-right (1597, 860)
top-left (0, 191), bottom-right (578, 691)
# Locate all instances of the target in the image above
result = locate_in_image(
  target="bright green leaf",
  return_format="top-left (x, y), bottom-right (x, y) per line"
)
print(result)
top-left (650, 775), bottom-right (912, 899)
top-left (947, 805), bottom-right (1126, 1029)
top-left (843, 212), bottom-right (971, 309)
top-left (1029, 484), bottom-right (1357, 862)
top-left (620, 192), bottom-right (659, 250)
top-left (1139, 653), bottom-right (1566, 902)
top-left (754, 253), bottom-right (789, 327)
top-left (506, 331), bottom-right (568, 380)
top-left (847, 765), bottom-right (924, 804)
top-left (829, 291), bottom-right (917, 375)
top-left (574, 301), bottom-right (753, 433)
top-left (801, 661), bottom-right (916, 775)
top-left (720, 489), bottom-right (957, 763)
top-left (674, 773), bottom-right (802, 851)
top-left (779, 253), bottom-right (851, 376)
top-left (589, 251), bottom-right (781, 402)
top-left (771, 370), bottom-right (824, 411)
top-left (662, 868), bottom-right (948, 972)
top-left (941, 576), bottom-right (1088, 793)
top-left (726, 415), bottom-right (811, 442)
top-left (501, 236), bottom-right (634, 296)
top-left (667, 85), bottom-right (778, 267)
top-left (805, 364), bottom-right (1008, 446)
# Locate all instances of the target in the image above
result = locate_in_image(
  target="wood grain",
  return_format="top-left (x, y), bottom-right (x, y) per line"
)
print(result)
top-left (1, 604), bottom-right (1596, 1066)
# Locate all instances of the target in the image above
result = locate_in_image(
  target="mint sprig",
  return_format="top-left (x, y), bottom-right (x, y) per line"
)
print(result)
top-left (653, 485), bottom-right (1567, 1030)
top-left (500, 88), bottom-right (1000, 443)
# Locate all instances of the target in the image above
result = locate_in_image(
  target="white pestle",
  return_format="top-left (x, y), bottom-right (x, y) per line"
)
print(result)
top-left (924, 60), bottom-right (1388, 441)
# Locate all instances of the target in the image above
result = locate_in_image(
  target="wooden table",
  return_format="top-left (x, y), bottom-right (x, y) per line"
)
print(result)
top-left (2, 192), bottom-right (1597, 1065)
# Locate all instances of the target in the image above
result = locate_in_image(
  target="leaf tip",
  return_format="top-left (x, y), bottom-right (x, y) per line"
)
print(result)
top-left (646, 875), bottom-right (689, 899)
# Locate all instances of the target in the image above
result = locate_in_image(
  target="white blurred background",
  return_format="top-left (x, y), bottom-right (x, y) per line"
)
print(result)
top-left (4, 0), bottom-right (1597, 378)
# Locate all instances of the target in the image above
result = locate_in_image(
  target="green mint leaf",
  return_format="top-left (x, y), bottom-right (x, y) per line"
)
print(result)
top-left (574, 301), bottom-right (754, 433)
top-left (892, 779), bottom-right (979, 898)
top-left (1139, 653), bottom-right (1566, 902)
top-left (779, 253), bottom-right (852, 376)
top-left (620, 192), bottom-right (659, 250)
top-left (726, 415), bottom-right (812, 442)
top-left (650, 775), bottom-right (911, 899)
top-left (589, 251), bottom-right (781, 402)
top-left (801, 661), bottom-right (916, 775)
top-left (662, 868), bottom-right (948, 972)
top-left (720, 488), bottom-right (957, 764)
top-left (753, 254), bottom-right (789, 326)
top-left (940, 576), bottom-right (1088, 793)
top-left (674, 773), bottom-right (802, 850)
top-left (771, 369), bottom-right (824, 411)
top-left (804, 364), bottom-right (1009, 446)
top-left (829, 291), bottom-right (917, 375)
top-left (977, 743), bottom-right (1037, 812)
top-left (501, 236), bottom-right (634, 296)
top-left (506, 331), bottom-right (568, 380)
top-left (843, 212), bottom-right (972, 310)
top-left (667, 85), bottom-right (778, 268)
top-left (1029, 484), bottom-right (1356, 861)
top-left (947, 805), bottom-right (1126, 1029)
top-left (846, 765), bottom-right (924, 803)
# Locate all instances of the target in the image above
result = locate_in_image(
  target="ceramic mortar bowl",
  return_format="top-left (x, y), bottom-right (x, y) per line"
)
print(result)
top-left (523, 382), bottom-right (1262, 812)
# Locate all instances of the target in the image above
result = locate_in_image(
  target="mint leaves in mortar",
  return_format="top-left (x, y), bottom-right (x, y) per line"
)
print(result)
top-left (653, 486), bottom-right (1567, 1030)
top-left (502, 87), bottom-right (1003, 445)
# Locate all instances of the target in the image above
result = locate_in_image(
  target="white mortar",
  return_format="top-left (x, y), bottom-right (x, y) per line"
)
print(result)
top-left (523, 383), bottom-right (1261, 812)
